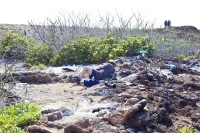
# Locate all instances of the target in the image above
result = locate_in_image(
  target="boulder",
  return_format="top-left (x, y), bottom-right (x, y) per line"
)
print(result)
top-left (12, 71), bottom-right (54, 83)
top-left (107, 99), bottom-right (147, 125)
top-left (64, 119), bottom-right (93, 133)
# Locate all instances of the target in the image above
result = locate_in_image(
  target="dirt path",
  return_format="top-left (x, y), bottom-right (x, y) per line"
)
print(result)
top-left (15, 82), bottom-right (103, 110)
top-left (13, 82), bottom-right (104, 132)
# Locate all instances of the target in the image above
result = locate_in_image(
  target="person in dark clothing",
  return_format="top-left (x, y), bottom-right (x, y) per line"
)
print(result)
top-left (69, 63), bottom-right (115, 83)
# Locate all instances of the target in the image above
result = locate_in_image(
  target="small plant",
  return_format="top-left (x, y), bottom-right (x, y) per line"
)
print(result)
top-left (30, 64), bottom-right (46, 70)
top-left (178, 125), bottom-right (196, 133)
top-left (0, 102), bottom-right (41, 133)
top-left (179, 54), bottom-right (195, 61)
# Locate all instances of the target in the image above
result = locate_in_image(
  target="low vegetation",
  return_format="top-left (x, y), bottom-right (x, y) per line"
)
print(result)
top-left (1, 29), bottom-right (199, 67)
top-left (0, 102), bottom-right (41, 133)
top-left (50, 36), bottom-right (154, 65)
top-left (177, 125), bottom-right (196, 133)
top-left (0, 31), bottom-right (155, 66)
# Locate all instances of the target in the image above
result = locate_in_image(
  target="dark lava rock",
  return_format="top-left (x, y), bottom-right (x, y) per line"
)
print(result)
top-left (191, 113), bottom-right (200, 121)
top-left (130, 111), bottom-right (157, 127)
top-left (157, 108), bottom-right (172, 123)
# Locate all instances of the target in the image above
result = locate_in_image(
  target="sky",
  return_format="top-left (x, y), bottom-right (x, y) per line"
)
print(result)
top-left (0, 0), bottom-right (200, 29)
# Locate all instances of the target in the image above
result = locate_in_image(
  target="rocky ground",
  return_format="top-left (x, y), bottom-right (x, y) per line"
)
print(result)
top-left (1, 55), bottom-right (200, 133)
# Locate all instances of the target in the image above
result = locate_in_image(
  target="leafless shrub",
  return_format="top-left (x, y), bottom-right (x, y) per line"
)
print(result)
top-left (151, 31), bottom-right (200, 60)
top-left (28, 9), bottom-right (200, 60)
top-left (0, 59), bottom-right (16, 108)
top-left (28, 10), bottom-right (154, 50)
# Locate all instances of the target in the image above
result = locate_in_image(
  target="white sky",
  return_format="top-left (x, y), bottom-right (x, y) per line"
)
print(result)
top-left (0, 0), bottom-right (200, 29)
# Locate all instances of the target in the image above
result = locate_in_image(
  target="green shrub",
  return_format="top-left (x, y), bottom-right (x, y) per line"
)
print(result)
top-left (0, 102), bottom-right (41, 133)
top-left (0, 31), bottom-right (35, 58)
top-left (50, 37), bottom-right (117, 65)
top-left (50, 37), bottom-right (103, 65)
top-left (120, 36), bottom-right (155, 54)
top-left (25, 43), bottom-right (55, 65)
top-left (30, 64), bottom-right (46, 70)
top-left (0, 31), bottom-right (54, 66)
top-left (50, 36), bottom-right (153, 65)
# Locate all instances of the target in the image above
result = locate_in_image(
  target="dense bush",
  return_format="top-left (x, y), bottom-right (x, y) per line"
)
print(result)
top-left (25, 43), bottom-right (55, 66)
top-left (120, 36), bottom-right (155, 55)
top-left (50, 36), bottom-right (153, 65)
top-left (0, 31), bottom-right (55, 67)
top-left (0, 31), bottom-right (35, 58)
top-left (0, 102), bottom-right (41, 133)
